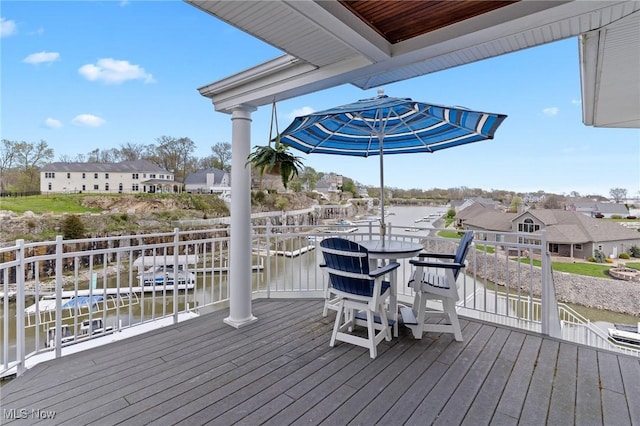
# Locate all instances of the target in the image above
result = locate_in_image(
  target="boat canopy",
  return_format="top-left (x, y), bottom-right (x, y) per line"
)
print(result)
top-left (133, 255), bottom-right (199, 271)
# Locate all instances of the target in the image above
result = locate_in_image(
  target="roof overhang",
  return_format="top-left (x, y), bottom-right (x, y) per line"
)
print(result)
top-left (188, 0), bottom-right (640, 128)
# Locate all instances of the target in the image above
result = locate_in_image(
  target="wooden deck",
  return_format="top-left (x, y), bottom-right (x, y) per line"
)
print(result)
top-left (2, 299), bottom-right (640, 425)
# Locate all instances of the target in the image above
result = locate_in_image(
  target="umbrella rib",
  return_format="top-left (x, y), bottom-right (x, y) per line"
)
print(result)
top-left (306, 112), bottom-right (377, 154)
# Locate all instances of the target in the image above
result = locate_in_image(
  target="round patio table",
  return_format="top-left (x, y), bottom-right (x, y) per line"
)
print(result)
top-left (360, 239), bottom-right (423, 337)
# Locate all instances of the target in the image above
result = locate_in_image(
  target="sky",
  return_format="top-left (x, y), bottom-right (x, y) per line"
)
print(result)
top-left (2, 1), bottom-right (639, 199)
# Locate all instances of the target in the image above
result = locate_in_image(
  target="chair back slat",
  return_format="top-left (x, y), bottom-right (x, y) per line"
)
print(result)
top-left (320, 238), bottom-right (375, 297)
top-left (452, 231), bottom-right (474, 280)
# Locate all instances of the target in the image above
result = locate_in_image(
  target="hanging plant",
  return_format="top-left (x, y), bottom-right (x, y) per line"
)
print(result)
top-left (246, 101), bottom-right (304, 189)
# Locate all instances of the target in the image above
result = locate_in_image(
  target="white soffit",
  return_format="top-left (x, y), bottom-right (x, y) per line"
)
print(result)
top-left (581, 10), bottom-right (640, 128)
top-left (188, 0), bottom-right (640, 129)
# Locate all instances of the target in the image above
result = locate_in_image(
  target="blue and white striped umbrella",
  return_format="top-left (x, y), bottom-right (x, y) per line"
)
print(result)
top-left (279, 92), bottom-right (507, 228)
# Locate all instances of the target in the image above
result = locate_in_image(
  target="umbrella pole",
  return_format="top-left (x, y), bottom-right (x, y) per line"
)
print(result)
top-left (378, 134), bottom-right (385, 246)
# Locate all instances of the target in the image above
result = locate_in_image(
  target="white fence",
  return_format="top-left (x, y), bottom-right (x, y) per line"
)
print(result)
top-left (1, 223), bottom-right (636, 378)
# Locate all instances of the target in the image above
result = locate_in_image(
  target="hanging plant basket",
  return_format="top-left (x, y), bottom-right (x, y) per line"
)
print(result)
top-left (246, 102), bottom-right (304, 189)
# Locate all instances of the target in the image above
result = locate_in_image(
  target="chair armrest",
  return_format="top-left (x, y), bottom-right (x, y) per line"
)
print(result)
top-left (409, 259), bottom-right (464, 270)
top-left (369, 261), bottom-right (400, 278)
top-left (416, 252), bottom-right (456, 260)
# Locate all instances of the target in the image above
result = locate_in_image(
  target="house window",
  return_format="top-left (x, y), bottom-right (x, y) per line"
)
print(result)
top-left (549, 243), bottom-right (559, 253)
top-left (105, 173), bottom-right (109, 179)
top-left (67, 172), bottom-right (71, 179)
top-left (574, 244), bottom-right (583, 250)
top-left (132, 173), bottom-right (139, 179)
top-left (93, 185), bottom-right (99, 190)
top-left (143, 174), bottom-right (146, 178)
top-left (48, 183), bottom-right (52, 191)
top-left (105, 183), bottom-right (109, 191)
top-left (150, 174), bottom-right (156, 179)
top-left (82, 185), bottom-right (86, 191)
top-left (518, 218), bottom-right (540, 233)
top-left (44, 172), bottom-right (55, 178)
top-left (94, 173), bottom-right (98, 179)
top-left (132, 184), bottom-right (139, 191)
top-left (160, 174), bottom-right (164, 179)
top-left (82, 173), bottom-right (86, 179)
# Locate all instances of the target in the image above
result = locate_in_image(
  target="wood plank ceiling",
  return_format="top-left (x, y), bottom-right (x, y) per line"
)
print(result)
top-left (339, 0), bottom-right (518, 44)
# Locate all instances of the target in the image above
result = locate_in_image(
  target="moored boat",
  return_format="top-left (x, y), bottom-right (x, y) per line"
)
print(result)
top-left (608, 323), bottom-right (640, 346)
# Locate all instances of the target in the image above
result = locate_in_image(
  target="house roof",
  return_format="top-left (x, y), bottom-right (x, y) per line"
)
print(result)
top-left (184, 168), bottom-right (228, 186)
top-left (456, 203), bottom-right (493, 220)
top-left (463, 207), bottom-right (639, 244)
top-left (41, 160), bottom-right (170, 174)
top-left (464, 210), bottom-right (516, 232)
top-left (520, 209), bottom-right (639, 244)
top-left (188, 1), bottom-right (640, 128)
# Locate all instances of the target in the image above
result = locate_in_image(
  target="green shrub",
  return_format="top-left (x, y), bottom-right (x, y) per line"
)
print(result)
top-left (631, 245), bottom-right (640, 258)
top-left (619, 252), bottom-right (631, 259)
top-left (587, 257), bottom-right (596, 263)
top-left (254, 190), bottom-right (266, 204)
top-left (275, 197), bottom-right (288, 211)
top-left (593, 250), bottom-right (606, 263)
top-left (61, 215), bottom-right (86, 239)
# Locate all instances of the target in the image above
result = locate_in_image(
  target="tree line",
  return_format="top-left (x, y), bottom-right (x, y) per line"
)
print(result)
top-left (0, 138), bottom-right (632, 206)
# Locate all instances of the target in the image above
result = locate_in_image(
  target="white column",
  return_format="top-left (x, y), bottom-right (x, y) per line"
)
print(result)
top-left (224, 105), bottom-right (258, 328)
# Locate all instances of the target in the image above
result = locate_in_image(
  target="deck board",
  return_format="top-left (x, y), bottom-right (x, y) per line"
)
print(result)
top-left (2, 299), bottom-right (639, 426)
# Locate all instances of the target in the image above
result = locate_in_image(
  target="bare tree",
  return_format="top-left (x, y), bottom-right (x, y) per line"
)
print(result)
top-left (155, 136), bottom-right (196, 181)
top-left (542, 194), bottom-right (563, 209)
top-left (609, 187), bottom-right (627, 203)
top-left (118, 142), bottom-right (149, 161)
top-left (14, 140), bottom-right (54, 191)
top-left (210, 142), bottom-right (232, 171)
top-left (0, 139), bottom-right (18, 192)
top-left (87, 148), bottom-right (120, 163)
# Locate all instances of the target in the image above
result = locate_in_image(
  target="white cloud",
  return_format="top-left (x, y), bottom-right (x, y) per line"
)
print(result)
top-left (29, 27), bottom-right (44, 36)
top-left (1, 17), bottom-right (17, 37)
top-left (44, 118), bottom-right (62, 129)
top-left (288, 106), bottom-right (315, 121)
top-left (71, 114), bottom-right (106, 127)
top-left (78, 58), bottom-right (155, 84)
top-left (542, 107), bottom-right (559, 116)
top-left (571, 99), bottom-right (581, 106)
top-left (23, 51), bottom-right (60, 65)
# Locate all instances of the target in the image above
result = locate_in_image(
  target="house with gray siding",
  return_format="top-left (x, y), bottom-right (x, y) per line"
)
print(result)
top-left (184, 168), bottom-right (231, 201)
top-left (462, 207), bottom-right (640, 259)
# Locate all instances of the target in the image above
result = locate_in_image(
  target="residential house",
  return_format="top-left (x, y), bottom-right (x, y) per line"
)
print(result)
top-left (454, 199), bottom-right (500, 228)
top-left (184, 168), bottom-right (230, 201)
top-left (568, 200), bottom-right (630, 218)
top-left (40, 160), bottom-right (176, 194)
top-left (463, 207), bottom-right (640, 259)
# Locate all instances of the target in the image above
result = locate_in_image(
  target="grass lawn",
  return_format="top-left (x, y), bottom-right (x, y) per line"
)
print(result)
top-left (516, 258), bottom-right (615, 278)
top-left (437, 230), bottom-right (463, 239)
top-left (0, 194), bottom-right (101, 214)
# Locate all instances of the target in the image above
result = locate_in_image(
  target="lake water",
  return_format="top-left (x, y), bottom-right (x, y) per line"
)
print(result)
top-left (2, 204), bottom-right (638, 362)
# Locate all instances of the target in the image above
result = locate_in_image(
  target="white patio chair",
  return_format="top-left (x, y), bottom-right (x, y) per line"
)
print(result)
top-left (402, 231), bottom-right (474, 341)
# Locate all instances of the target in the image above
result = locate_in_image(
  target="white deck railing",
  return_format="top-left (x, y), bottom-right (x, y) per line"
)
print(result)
top-left (1, 223), bottom-right (636, 377)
